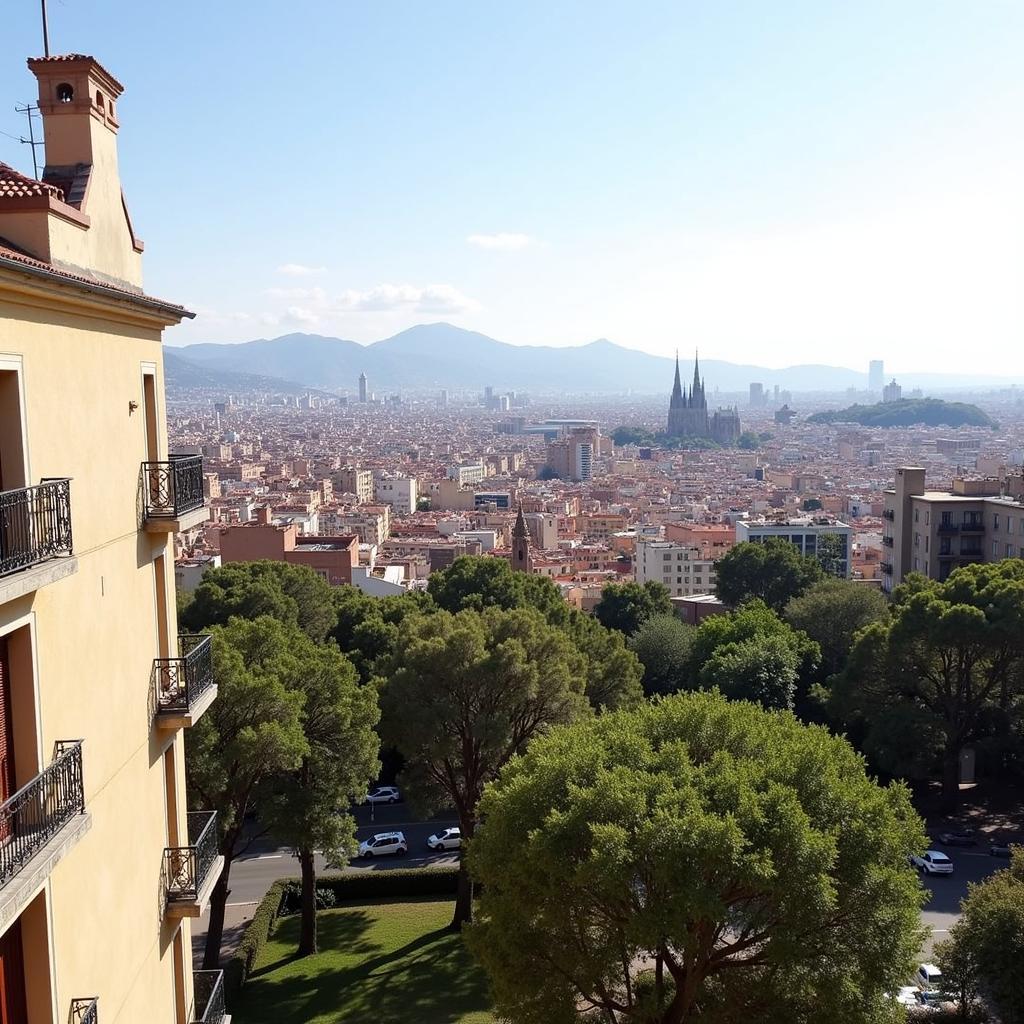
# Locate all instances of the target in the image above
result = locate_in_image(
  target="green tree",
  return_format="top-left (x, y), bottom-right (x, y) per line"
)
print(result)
top-left (467, 692), bottom-right (926, 1024)
top-left (416, 495), bottom-right (432, 511)
top-left (784, 579), bottom-right (889, 678)
top-left (628, 613), bottom-right (694, 697)
top-left (181, 561), bottom-right (337, 642)
top-left (815, 532), bottom-right (848, 578)
top-left (699, 631), bottom-right (801, 709)
top-left (827, 562), bottom-right (1024, 810)
top-left (565, 609), bottom-right (645, 710)
top-left (594, 580), bottom-right (673, 636)
top-left (261, 633), bottom-right (380, 956)
top-left (737, 430), bottom-right (759, 449)
top-left (186, 617), bottom-right (308, 968)
top-left (802, 497), bottom-right (823, 511)
top-left (378, 606), bottom-right (590, 928)
top-left (428, 555), bottom-right (569, 627)
top-left (935, 848), bottom-right (1024, 1023)
top-left (715, 538), bottom-right (824, 610)
top-left (686, 600), bottom-right (820, 711)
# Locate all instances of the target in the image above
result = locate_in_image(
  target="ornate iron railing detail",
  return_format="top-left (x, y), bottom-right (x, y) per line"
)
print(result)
top-left (69, 997), bottom-right (98, 1024)
top-left (882, 536), bottom-right (894, 547)
top-left (142, 455), bottom-right (204, 519)
top-left (190, 970), bottom-right (227, 1024)
top-left (0, 479), bottom-right (73, 578)
top-left (882, 509), bottom-right (895, 521)
top-left (0, 740), bottom-right (84, 888)
top-left (165, 810), bottom-right (218, 904)
top-left (880, 561), bottom-right (893, 575)
top-left (154, 635), bottom-right (214, 716)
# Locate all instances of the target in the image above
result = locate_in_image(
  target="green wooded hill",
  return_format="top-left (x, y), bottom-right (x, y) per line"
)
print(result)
top-left (807, 398), bottom-right (994, 428)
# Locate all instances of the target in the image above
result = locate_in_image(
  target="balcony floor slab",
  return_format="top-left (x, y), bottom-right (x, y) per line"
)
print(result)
top-left (166, 854), bottom-right (224, 920)
top-left (144, 505), bottom-right (210, 534)
top-left (156, 685), bottom-right (218, 731)
top-left (0, 556), bottom-right (78, 606)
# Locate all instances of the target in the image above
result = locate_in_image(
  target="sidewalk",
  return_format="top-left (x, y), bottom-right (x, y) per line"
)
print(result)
top-left (191, 902), bottom-right (259, 963)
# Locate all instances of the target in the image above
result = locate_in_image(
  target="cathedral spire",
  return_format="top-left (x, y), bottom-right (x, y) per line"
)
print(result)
top-left (511, 504), bottom-right (530, 572)
top-left (671, 349), bottom-right (683, 400)
top-left (692, 349), bottom-right (702, 395)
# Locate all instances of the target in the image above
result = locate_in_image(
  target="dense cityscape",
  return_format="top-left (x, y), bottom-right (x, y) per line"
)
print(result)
top-left (1, 6), bottom-right (1023, 1024)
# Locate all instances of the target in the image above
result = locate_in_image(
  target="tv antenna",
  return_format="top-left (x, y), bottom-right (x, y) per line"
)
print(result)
top-left (14, 105), bottom-right (44, 179)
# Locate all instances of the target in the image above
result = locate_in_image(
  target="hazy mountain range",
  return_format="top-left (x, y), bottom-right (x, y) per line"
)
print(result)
top-left (167, 323), bottom-right (1024, 395)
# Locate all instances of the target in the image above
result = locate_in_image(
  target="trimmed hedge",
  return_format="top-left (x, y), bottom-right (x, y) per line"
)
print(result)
top-left (224, 866), bottom-right (461, 1006)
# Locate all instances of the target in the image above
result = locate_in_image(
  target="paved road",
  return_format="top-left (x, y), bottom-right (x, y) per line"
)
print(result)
top-left (918, 841), bottom-right (1005, 958)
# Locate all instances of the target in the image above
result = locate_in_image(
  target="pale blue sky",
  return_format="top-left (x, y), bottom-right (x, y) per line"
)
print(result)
top-left (1, 2), bottom-right (1022, 372)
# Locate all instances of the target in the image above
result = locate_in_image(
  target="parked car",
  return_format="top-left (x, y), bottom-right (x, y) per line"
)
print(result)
top-left (909, 851), bottom-right (954, 875)
top-left (937, 830), bottom-right (976, 847)
top-left (890, 986), bottom-right (919, 1007)
top-left (358, 831), bottom-right (408, 858)
top-left (916, 963), bottom-right (943, 991)
top-left (914, 989), bottom-right (953, 1013)
top-left (364, 786), bottom-right (402, 805)
top-left (989, 842), bottom-right (1014, 858)
top-left (426, 827), bottom-right (462, 852)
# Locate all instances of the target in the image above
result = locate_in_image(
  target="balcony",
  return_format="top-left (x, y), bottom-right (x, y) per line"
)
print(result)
top-left (153, 635), bottom-right (217, 729)
top-left (164, 811), bottom-right (222, 918)
top-left (191, 970), bottom-right (230, 1024)
top-left (880, 561), bottom-right (893, 575)
top-left (69, 998), bottom-right (99, 1023)
top-left (0, 479), bottom-right (77, 604)
top-left (882, 509), bottom-right (895, 521)
top-left (0, 741), bottom-right (90, 932)
top-left (961, 520), bottom-right (984, 535)
top-left (882, 536), bottom-right (894, 547)
top-left (937, 522), bottom-right (960, 534)
top-left (141, 456), bottom-right (208, 533)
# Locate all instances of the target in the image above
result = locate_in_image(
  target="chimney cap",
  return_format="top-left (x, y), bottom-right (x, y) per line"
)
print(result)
top-left (27, 53), bottom-right (124, 96)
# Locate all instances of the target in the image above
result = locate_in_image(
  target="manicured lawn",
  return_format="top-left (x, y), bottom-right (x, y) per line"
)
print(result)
top-left (232, 897), bottom-right (495, 1024)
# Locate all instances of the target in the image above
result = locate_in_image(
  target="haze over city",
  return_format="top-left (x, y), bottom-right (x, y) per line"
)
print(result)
top-left (2, 1), bottom-right (1022, 373)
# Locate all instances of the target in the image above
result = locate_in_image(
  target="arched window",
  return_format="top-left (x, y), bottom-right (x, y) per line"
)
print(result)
top-left (95, 91), bottom-right (104, 110)
top-left (57, 83), bottom-right (74, 103)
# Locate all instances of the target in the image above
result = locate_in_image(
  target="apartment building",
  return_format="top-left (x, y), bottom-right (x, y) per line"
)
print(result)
top-left (333, 467), bottom-right (373, 504)
top-left (882, 467), bottom-right (1024, 592)
top-left (736, 517), bottom-right (853, 578)
top-left (0, 53), bottom-right (224, 1024)
top-left (374, 475), bottom-right (418, 514)
top-left (634, 538), bottom-right (719, 597)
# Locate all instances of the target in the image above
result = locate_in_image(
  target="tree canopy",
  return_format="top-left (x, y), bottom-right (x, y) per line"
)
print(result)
top-left (378, 605), bottom-right (591, 926)
top-left (628, 613), bottom-right (695, 697)
top-left (715, 539), bottom-right (824, 611)
top-left (686, 600), bottom-right (820, 711)
top-left (180, 561), bottom-right (338, 642)
top-left (594, 580), bottom-right (673, 636)
top-left (807, 398), bottom-right (993, 428)
top-left (428, 555), bottom-right (569, 627)
top-left (827, 561), bottom-right (1024, 809)
top-left (467, 692), bottom-right (926, 1024)
top-left (784, 579), bottom-right (889, 679)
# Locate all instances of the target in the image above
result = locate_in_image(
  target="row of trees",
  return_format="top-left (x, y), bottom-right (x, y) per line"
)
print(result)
top-left (180, 557), bottom-right (645, 962)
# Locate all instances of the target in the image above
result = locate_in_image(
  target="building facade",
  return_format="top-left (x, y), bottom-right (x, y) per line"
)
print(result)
top-left (635, 538), bottom-right (719, 597)
top-left (736, 517), bottom-right (853, 577)
top-left (882, 467), bottom-right (1024, 593)
top-left (0, 53), bottom-right (224, 1024)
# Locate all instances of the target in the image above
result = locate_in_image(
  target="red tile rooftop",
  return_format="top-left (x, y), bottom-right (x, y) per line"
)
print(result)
top-left (0, 162), bottom-right (64, 200)
top-left (27, 53), bottom-right (124, 90)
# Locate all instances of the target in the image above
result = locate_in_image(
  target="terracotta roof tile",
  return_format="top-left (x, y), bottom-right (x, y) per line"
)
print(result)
top-left (27, 54), bottom-right (124, 91)
top-left (0, 162), bottom-right (65, 201)
top-left (0, 235), bottom-right (192, 318)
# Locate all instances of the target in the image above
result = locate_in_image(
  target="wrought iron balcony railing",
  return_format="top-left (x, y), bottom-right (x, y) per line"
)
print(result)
top-left (0, 479), bottom-right (73, 578)
top-left (154, 635), bottom-right (214, 718)
top-left (190, 970), bottom-right (227, 1024)
top-left (880, 561), bottom-right (893, 575)
top-left (961, 520), bottom-right (984, 534)
top-left (0, 740), bottom-right (84, 889)
top-left (882, 536), bottom-right (894, 547)
top-left (69, 997), bottom-right (98, 1024)
top-left (165, 811), bottom-right (219, 905)
top-left (882, 509), bottom-right (895, 521)
top-left (937, 522), bottom-right (960, 534)
top-left (142, 455), bottom-right (205, 520)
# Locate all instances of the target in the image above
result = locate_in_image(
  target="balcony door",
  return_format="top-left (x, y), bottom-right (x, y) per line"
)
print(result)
top-left (0, 639), bottom-right (15, 821)
top-left (0, 919), bottom-right (27, 1024)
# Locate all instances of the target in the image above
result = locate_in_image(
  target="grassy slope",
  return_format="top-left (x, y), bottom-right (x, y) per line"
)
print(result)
top-left (233, 897), bottom-right (494, 1024)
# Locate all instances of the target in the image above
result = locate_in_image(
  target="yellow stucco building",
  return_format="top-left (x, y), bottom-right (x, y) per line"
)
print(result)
top-left (0, 53), bottom-right (223, 1023)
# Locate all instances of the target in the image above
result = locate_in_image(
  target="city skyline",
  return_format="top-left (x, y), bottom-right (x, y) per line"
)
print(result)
top-left (1, 2), bottom-right (1021, 372)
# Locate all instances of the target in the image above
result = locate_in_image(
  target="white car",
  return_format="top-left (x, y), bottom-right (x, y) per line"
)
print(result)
top-left (426, 827), bottom-right (462, 852)
top-left (364, 786), bottom-right (401, 805)
top-left (909, 850), bottom-right (954, 875)
top-left (916, 963), bottom-right (943, 990)
top-left (891, 986), bottom-right (919, 1007)
top-left (358, 831), bottom-right (408, 858)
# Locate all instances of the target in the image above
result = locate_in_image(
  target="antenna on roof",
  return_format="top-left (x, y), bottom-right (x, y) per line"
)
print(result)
top-left (41, 0), bottom-right (51, 58)
top-left (14, 104), bottom-right (43, 179)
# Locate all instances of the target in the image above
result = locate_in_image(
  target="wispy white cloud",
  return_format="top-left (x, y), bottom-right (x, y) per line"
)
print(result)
top-left (276, 263), bottom-right (327, 276)
top-left (284, 306), bottom-right (321, 326)
top-left (334, 283), bottom-right (477, 314)
top-left (466, 232), bottom-right (534, 251)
